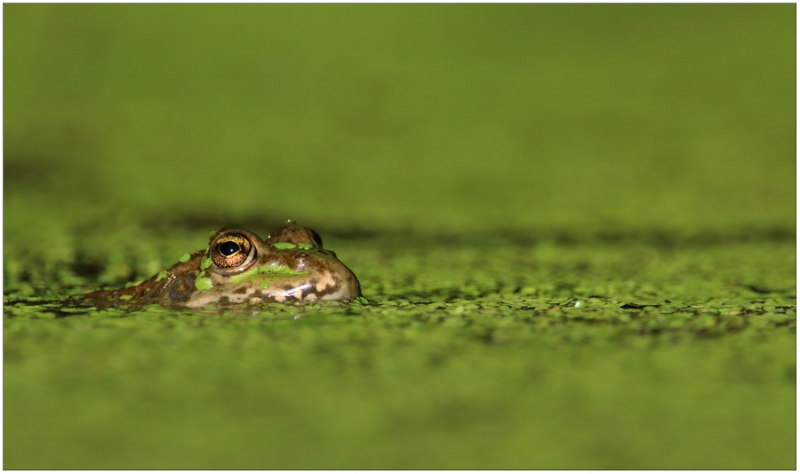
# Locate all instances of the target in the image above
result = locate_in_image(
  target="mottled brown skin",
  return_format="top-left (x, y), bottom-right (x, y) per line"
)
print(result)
top-left (265, 223), bottom-right (324, 248)
top-left (86, 222), bottom-right (361, 309)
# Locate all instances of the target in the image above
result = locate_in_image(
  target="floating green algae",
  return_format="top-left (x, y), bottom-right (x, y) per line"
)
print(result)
top-left (3, 233), bottom-right (795, 469)
top-left (194, 277), bottom-right (213, 291)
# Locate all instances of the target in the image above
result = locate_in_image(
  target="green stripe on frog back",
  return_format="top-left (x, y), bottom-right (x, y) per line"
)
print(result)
top-left (229, 264), bottom-right (309, 285)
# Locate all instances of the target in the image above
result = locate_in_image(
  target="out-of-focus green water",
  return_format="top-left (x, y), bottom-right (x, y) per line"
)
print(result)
top-left (3, 4), bottom-right (795, 469)
top-left (5, 4), bottom-right (794, 237)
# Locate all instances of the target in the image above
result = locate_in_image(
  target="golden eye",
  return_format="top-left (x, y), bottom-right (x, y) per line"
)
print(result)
top-left (210, 233), bottom-right (256, 271)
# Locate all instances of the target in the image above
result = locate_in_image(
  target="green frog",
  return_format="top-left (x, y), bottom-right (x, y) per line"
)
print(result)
top-left (86, 221), bottom-right (361, 308)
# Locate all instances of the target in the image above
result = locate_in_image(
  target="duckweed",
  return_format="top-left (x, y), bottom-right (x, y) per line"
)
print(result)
top-left (194, 277), bottom-right (213, 291)
top-left (3, 232), bottom-right (795, 469)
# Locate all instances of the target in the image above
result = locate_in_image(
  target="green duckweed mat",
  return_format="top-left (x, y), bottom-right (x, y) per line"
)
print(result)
top-left (4, 4), bottom-right (796, 469)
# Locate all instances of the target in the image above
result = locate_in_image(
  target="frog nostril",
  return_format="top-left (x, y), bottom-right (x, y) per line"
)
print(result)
top-left (218, 241), bottom-right (240, 256)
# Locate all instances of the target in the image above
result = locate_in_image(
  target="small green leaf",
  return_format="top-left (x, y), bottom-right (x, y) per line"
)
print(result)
top-left (195, 277), bottom-right (213, 291)
top-left (155, 271), bottom-right (168, 282)
top-left (273, 242), bottom-right (297, 249)
top-left (200, 257), bottom-right (212, 270)
top-left (296, 242), bottom-right (313, 249)
top-left (179, 253), bottom-right (191, 263)
top-left (260, 281), bottom-right (270, 289)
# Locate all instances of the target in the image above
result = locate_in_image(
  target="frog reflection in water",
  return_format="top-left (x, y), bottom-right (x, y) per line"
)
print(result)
top-left (86, 221), bottom-right (361, 308)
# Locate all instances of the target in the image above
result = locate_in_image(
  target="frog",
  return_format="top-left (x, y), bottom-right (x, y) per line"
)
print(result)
top-left (85, 221), bottom-right (361, 308)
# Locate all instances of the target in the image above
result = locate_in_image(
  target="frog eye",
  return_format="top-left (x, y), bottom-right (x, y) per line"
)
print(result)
top-left (218, 241), bottom-right (240, 256)
top-left (210, 233), bottom-right (257, 271)
top-left (309, 228), bottom-right (323, 249)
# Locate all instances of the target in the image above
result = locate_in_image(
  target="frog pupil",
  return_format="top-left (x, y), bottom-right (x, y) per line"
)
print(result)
top-left (219, 241), bottom-right (240, 256)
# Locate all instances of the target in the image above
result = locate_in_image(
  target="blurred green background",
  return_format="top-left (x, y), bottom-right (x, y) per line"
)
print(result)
top-left (3, 4), bottom-right (796, 469)
top-left (5, 4), bottom-right (794, 236)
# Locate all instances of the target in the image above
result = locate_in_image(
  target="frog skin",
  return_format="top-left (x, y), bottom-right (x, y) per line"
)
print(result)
top-left (85, 221), bottom-right (361, 308)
